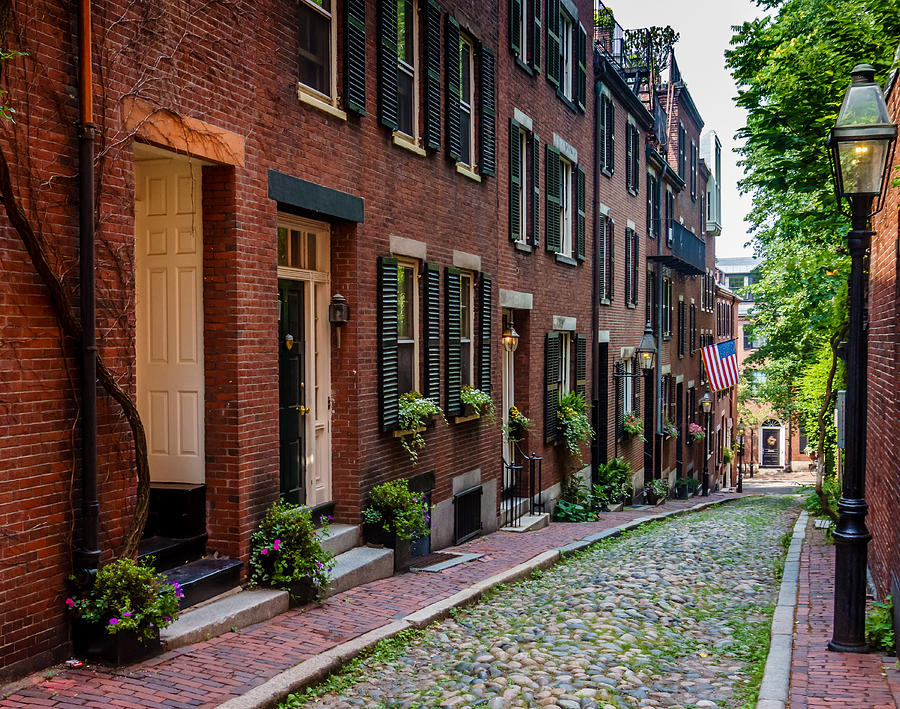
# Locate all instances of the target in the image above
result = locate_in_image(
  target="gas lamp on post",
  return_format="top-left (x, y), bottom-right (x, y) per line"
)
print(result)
top-left (699, 391), bottom-right (712, 496)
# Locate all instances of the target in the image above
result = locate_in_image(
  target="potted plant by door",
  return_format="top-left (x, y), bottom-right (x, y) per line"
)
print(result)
top-left (645, 478), bottom-right (669, 506)
top-left (249, 500), bottom-right (334, 606)
top-left (67, 558), bottom-right (182, 665)
top-left (362, 479), bottom-right (432, 571)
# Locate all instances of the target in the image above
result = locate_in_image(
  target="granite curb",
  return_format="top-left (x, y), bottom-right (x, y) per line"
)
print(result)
top-left (215, 495), bottom-right (751, 709)
top-left (756, 509), bottom-right (809, 709)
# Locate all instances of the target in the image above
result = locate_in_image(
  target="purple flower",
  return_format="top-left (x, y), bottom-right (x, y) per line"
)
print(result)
top-left (327, 515), bottom-right (333, 521)
top-left (172, 582), bottom-right (184, 599)
top-left (164, 616), bottom-right (171, 622)
top-left (109, 618), bottom-right (118, 626)
top-left (123, 611), bottom-right (132, 617)
top-left (261, 547), bottom-right (269, 556)
top-left (316, 561), bottom-right (324, 569)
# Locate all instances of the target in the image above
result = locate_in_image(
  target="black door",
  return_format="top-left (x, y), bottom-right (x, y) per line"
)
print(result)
top-left (762, 427), bottom-right (780, 468)
top-left (675, 382), bottom-right (684, 478)
top-left (279, 279), bottom-right (306, 505)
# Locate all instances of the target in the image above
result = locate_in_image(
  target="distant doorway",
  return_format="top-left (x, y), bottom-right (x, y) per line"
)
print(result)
top-left (761, 420), bottom-right (782, 467)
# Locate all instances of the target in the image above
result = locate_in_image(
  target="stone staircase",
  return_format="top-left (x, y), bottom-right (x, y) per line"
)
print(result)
top-left (161, 524), bottom-right (394, 651)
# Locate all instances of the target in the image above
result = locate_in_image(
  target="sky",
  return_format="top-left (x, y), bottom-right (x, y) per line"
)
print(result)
top-left (610, 0), bottom-right (764, 258)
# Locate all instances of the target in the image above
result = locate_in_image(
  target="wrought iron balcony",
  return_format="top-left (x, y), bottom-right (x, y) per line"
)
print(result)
top-left (649, 222), bottom-right (706, 275)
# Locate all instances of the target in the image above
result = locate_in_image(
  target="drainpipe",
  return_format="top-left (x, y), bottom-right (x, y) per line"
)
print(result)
top-left (591, 78), bottom-right (601, 483)
top-left (75, 0), bottom-right (100, 574)
top-left (655, 175), bottom-right (663, 481)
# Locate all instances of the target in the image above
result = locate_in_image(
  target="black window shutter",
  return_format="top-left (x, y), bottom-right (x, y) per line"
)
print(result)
top-left (576, 165), bottom-right (586, 261)
top-left (424, 264), bottom-right (441, 404)
top-left (576, 23), bottom-right (587, 111)
top-left (575, 334), bottom-right (586, 400)
top-left (598, 95), bottom-right (607, 171)
top-left (606, 217), bottom-right (614, 300)
top-left (598, 214), bottom-right (607, 300)
top-left (645, 174), bottom-right (653, 237)
top-left (532, 0), bottom-right (542, 74)
top-left (678, 124), bottom-right (685, 176)
top-left (653, 179), bottom-right (661, 239)
top-left (478, 274), bottom-right (492, 392)
top-left (624, 229), bottom-right (632, 304)
top-left (510, 0), bottom-right (522, 55)
top-left (445, 15), bottom-right (462, 161)
top-left (530, 132), bottom-right (540, 247)
top-left (625, 124), bottom-right (633, 190)
top-left (544, 333), bottom-right (560, 442)
top-left (678, 299), bottom-right (685, 358)
top-left (377, 0), bottom-right (399, 129)
top-left (632, 128), bottom-right (640, 192)
top-left (606, 100), bottom-right (615, 173)
top-left (509, 119), bottom-right (522, 241)
top-left (479, 45), bottom-right (496, 176)
top-left (424, 0), bottom-right (442, 151)
top-left (632, 232), bottom-right (639, 306)
top-left (545, 144), bottom-right (561, 252)
top-left (614, 361), bottom-right (624, 439)
top-left (445, 267), bottom-right (462, 415)
top-left (545, 0), bottom-right (560, 87)
top-left (378, 257), bottom-right (400, 432)
top-left (345, 0), bottom-right (367, 115)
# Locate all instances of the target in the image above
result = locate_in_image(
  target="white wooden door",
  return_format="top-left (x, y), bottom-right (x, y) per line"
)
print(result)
top-left (135, 157), bottom-right (205, 484)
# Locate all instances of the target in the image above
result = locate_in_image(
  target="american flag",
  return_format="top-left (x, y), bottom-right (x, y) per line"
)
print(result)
top-left (701, 339), bottom-right (739, 392)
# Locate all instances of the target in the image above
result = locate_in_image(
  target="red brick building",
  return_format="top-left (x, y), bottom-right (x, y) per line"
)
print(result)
top-left (867, 57), bottom-right (900, 602)
top-left (0, 0), bottom-right (723, 676)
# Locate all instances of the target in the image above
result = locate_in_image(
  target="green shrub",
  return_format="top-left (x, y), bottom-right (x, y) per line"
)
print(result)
top-left (557, 392), bottom-right (595, 457)
top-left (362, 479), bottom-right (431, 540)
top-left (397, 392), bottom-right (445, 462)
top-left (723, 447), bottom-right (734, 464)
top-left (249, 500), bottom-right (334, 600)
top-left (866, 596), bottom-right (895, 655)
top-left (803, 475), bottom-right (841, 518)
top-left (593, 457), bottom-right (633, 508)
top-left (66, 558), bottom-right (181, 639)
top-left (646, 478), bottom-right (669, 500)
top-left (460, 385), bottom-right (495, 422)
top-left (553, 474), bottom-right (596, 522)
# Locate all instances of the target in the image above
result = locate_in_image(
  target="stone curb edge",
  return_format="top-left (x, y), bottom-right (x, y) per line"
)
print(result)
top-left (756, 509), bottom-right (808, 709)
top-left (216, 495), bottom-right (752, 709)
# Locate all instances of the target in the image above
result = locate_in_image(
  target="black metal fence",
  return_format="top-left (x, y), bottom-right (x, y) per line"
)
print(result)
top-left (502, 453), bottom-right (544, 528)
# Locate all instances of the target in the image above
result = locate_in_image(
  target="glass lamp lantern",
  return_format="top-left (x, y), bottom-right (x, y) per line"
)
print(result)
top-left (829, 65), bottom-right (897, 203)
top-left (699, 391), bottom-right (712, 414)
top-left (501, 325), bottom-right (519, 353)
top-left (636, 321), bottom-right (657, 371)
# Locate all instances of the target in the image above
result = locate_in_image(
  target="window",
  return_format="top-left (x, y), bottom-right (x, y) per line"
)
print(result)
top-left (623, 358), bottom-right (634, 415)
top-left (678, 123), bottom-right (686, 178)
top-left (560, 157), bottom-right (573, 257)
top-left (665, 188), bottom-right (674, 245)
top-left (598, 214), bottom-right (614, 302)
top-left (558, 331), bottom-right (571, 394)
top-left (559, 10), bottom-right (574, 100)
top-left (509, 119), bottom-right (539, 245)
top-left (625, 122), bottom-right (640, 193)
top-left (516, 126), bottom-right (528, 242)
top-left (728, 275), bottom-right (745, 292)
top-left (397, 261), bottom-right (419, 394)
top-left (298, 0), bottom-right (335, 100)
top-left (458, 34), bottom-right (475, 167)
top-left (690, 140), bottom-right (697, 201)
top-left (624, 229), bottom-right (639, 307)
top-left (598, 93), bottom-right (615, 175)
top-left (662, 277), bottom-right (672, 339)
top-left (678, 300), bottom-right (686, 358)
top-left (689, 303), bottom-right (697, 355)
top-left (646, 171), bottom-right (660, 239)
top-left (459, 272), bottom-right (474, 387)
top-left (396, 0), bottom-right (419, 138)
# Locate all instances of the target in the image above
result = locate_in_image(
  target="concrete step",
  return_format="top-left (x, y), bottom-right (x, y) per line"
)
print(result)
top-left (160, 588), bottom-right (289, 651)
top-left (319, 524), bottom-right (362, 558)
top-left (501, 513), bottom-right (550, 533)
top-left (325, 546), bottom-right (394, 598)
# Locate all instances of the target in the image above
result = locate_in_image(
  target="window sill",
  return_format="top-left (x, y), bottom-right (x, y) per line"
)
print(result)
top-left (456, 163), bottom-right (482, 182)
top-left (555, 253), bottom-right (577, 267)
top-left (514, 56), bottom-right (535, 77)
top-left (393, 426), bottom-right (427, 437)
top-left (453, 413), bottom-right (481, 424)
top-left (600, 298), bottom-right (611, 306)
top-left (626, 303), bottom-right (635, 309)
top-left (392, 131), bottom-right (426, 156)
top-left (297, 86), bottom-right (348, 121)
top-left (555, 89), bottom-right (580, 114)
top-left (601, 167), bottom-right (614, 179)
top-left (513, 241), bottom-right (533, 253)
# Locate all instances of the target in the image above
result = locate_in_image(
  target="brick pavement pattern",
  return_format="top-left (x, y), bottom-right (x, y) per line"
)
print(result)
top-left (0, 494), bottom-right (743, 708)
top-left (789, 521), bottom-right (900, 709)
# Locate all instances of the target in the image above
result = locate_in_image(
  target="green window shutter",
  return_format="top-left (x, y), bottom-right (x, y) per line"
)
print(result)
top-left (532, 0), bottom-right (542, 73)
top-left (625, 124), bottom-right (633, 190)
top-left (606, 217), bottom-right (614, 300)
top-left (575, 165), bottom-right (586, 261)
top-left (530, 132), bottom-right (540, 247)
top-left (545, 144), bottom-right (561, 252)
top-left (632, 232), bottom-right (639, 306)
top-left (632, 367), bottom-right (641, 414)
top-left (545, 0), bottom-right (560, 87)
top-left (378, 257), bottom-right (400, 432)
top-left (509, 119), bottom-right (521, 241)
top-left (445, 267), bottom-right (462, 416)
top-left (424, 0), bottom-right (442, 151)
top-left (445, 15), bottom-right (462, 162)
top-left (598, 95), bottom-right (607, 171)
top-left (598, 214), bottom-right (607, 300)
top-left (544, 333), bottom-right (560, 443)
top-left (614, 361), bottom-right (624, 439)
top-left (478, 273), bottom-right (492, 392)
top-left (624, 228), bottom-right (632, 304)
top-left (576, 23), bottom-right (587, 111)
top-left (345, 0), bottom-right (367, 115)
top-left (479, 45), bottom-right (496, 176)
top-left (423, 263), bottom-right (441, 404)
top-left (377, 0), bottom-right (399, 129)
top-left (575, 334), bottom-right (586, 400)
top-left (606, 100), bottom-right (615, 173)
top-left (509, 0), bottom-right (522, 55)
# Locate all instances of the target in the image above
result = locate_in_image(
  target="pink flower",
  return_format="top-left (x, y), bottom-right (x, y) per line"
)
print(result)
top-left (109, 618), bottom-right (118, 626)
top-left (123, 611), bottom-right (132, 617)
top-left (273, 539), bottom-right (281, 551)
top-left (261, 547), bottom-right (269, 555)
top-left (65, 598), bottom-right (74, 609)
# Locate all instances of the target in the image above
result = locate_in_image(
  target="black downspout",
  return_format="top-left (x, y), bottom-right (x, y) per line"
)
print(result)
top-left (75, 0), bottom-right (100, 575)
top-left (591, 76), bottom-right (601, 485)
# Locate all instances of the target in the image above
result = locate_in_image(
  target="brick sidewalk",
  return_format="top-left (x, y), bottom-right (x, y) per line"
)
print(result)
top-left (0, 493), bottom-right (743, 708)
top-left (789, 521), bottom-right (900, 709)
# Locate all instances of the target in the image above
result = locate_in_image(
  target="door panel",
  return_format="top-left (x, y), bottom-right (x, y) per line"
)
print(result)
top-left (279, 279), bottom-right (306, 505)
top-left (762, 427), bottom-right (780, 467)
top-left (135, 158), bottom-right (205, 484)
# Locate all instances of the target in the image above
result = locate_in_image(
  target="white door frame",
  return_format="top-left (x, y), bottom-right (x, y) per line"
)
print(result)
top-left (501, 308), bottom-right (515, 464)
top-left (277, 214), bottom-right (332, 507)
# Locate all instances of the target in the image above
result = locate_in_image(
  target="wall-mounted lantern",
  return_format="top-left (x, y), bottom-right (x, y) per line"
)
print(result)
top-left (501, 325), bottom-right (520, 353)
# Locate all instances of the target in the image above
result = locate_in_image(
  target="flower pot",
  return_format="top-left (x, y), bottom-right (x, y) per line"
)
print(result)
top-left (362, 523), bottom-right (414, 571)
top-left (287, 577), bottom-right (319, 607)
top-left (393, 536), bottom-right (412, 571)
top-left (674, 486), bottom-right (689, 500)
top-left (645, 491), bottom-right (667, 506)
top-left (72, 620), bottom-right (161, 666)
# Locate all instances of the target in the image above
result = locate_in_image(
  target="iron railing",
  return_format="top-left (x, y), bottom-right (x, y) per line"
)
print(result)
top-left (502, 452), bottom-right (544, 527)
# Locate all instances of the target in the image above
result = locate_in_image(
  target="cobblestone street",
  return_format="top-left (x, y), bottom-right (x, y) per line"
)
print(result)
top-left (296, 497), bottom-right (798, 709)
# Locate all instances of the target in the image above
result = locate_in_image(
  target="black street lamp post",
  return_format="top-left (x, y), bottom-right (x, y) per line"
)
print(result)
top-left (749, 427), bottom-right (754, 478)
top-left (699, 391), bottom-right (712, 496)
top-left (827, 64), bottom-right (897, 653)
top-left (736, 423), bottom-right (745, 494)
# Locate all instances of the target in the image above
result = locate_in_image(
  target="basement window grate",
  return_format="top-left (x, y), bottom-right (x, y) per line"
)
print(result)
top-left (453, 484), bottom-right (483, 544)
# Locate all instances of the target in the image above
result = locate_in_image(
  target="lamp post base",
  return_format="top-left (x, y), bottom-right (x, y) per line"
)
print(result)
top-left (827, 639), bottom-right (868, 654)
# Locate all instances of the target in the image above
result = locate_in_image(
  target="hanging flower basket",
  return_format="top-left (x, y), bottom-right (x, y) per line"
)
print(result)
top-left (623, 411), bottom-right (646, 441)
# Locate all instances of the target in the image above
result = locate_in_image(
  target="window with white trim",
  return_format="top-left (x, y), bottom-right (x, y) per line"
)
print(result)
top-left (560, 157), bottom-right (573, 257)
top-left (458, 33), bottom-right (476, 167)
top-left (560, 10), bottom-right (574, 101)
top-left (558, 331), bottom-right (571, 394)
top-left (517, 125), bottom-right (528, 242)
top-left (298, 0), bottom-right (336, 101)
top-left (459, 271), bottom-right (475, 388)
top-left (397, 0), bottom-right (419, 139)
top-left (623, 358), bottom-right (634, 415)
top-left (397, 260), bottom-right (419, 394)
